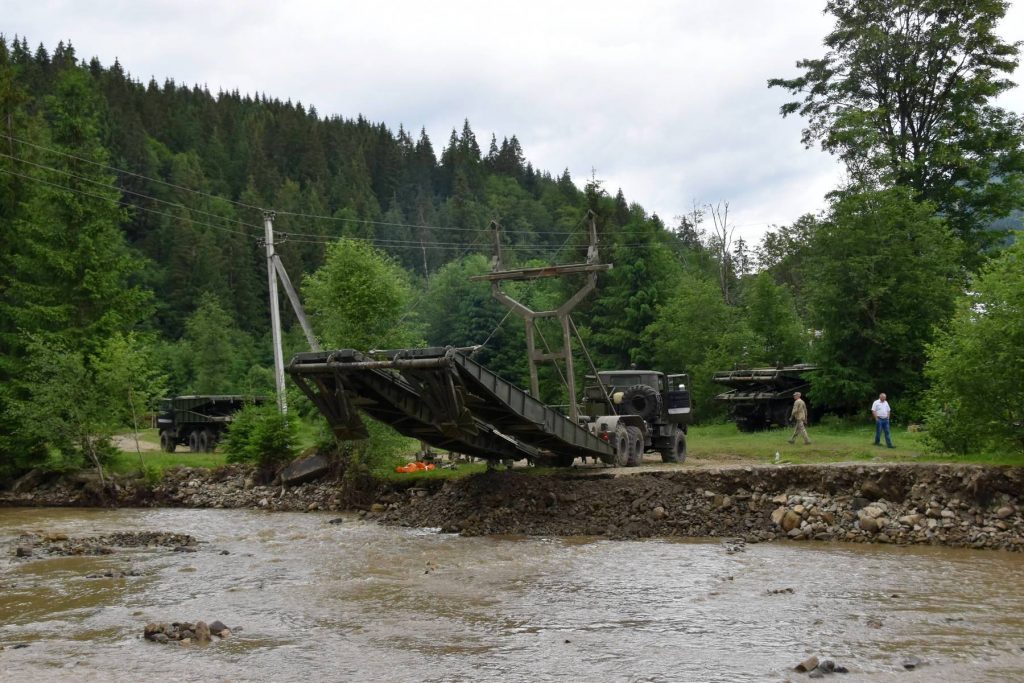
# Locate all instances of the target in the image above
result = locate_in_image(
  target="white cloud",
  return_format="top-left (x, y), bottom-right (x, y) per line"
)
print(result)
top-left (6, 0), bottom-right (1023, 246)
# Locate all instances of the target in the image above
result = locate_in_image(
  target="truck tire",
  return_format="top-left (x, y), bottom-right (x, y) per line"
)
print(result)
top-left (188, 431), bottom-right (201, 453)
top-left (661, 428), bottom-right (687, 463)
top-left (159, 430), bottom-right (176, 453)
top-left (612, 424), bottom-right (629, 467)
top-left (626, 426), bottom-right (644, 467)
top-left (201, 429), bottom-right (217, 453)
top-left (619, 384), bottom-right (663, 422)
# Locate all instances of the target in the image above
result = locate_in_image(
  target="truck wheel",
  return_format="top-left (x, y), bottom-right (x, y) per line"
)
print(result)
top-left (201, 429), bottom-right (217, 453)
top-left (612, 424), bottom-right (629, 467)
top-left (159, 431), bottom-right (176, 453)
top-left (626, 426), bottom-right (644, 467)
top-left (661, 428), bottom-right (687, 463)
top-left (188, 431), bottom-right (200, 453)
top-left (618, 384), bottom-right (663, 422)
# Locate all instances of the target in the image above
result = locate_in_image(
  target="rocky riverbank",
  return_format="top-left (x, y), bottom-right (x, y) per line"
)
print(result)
top-left (2, 462), bottom-right (1023, 551)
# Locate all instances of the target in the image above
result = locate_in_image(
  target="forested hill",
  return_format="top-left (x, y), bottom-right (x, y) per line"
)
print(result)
top-left (3, 37), bottom-right (742, 400)
top-left (1, 37), bottom-right (643, 335)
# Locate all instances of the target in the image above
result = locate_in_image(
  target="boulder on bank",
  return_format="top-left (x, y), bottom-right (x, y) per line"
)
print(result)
top-left (280, 455), bottom-right (331, 486)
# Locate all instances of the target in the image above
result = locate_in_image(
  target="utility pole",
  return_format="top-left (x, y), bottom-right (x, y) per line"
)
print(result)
top-left (264, 211), bottom-right (287, 414)
top-left (469, 211), bottom-right (610, 421)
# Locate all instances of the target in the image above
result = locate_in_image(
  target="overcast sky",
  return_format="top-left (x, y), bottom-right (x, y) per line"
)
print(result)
top-left (6, 1), bottom-right (1024, 245)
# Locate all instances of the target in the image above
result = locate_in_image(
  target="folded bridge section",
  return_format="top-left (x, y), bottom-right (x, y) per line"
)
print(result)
top-left (286, 347), bottom-right (615, 463)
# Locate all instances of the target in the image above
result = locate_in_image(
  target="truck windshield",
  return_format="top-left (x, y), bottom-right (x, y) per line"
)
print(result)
top-left (598, 373), bottom-right (659, 388)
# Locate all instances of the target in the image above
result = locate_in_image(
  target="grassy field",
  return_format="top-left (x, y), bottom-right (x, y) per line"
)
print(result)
top-left (109, 420), bottom-right (1024, 477)
top-left (688, 422), bottom-right (1024, 466)
top-left (108, 428), bottom-right (227, 474)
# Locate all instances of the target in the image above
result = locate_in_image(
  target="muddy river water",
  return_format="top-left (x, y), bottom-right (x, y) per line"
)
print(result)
top-left (2, 507), bottom-right (1023, 682)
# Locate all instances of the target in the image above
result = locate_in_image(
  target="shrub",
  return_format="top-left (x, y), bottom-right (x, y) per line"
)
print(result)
top-left (223, 404), bottom-right (299, 469)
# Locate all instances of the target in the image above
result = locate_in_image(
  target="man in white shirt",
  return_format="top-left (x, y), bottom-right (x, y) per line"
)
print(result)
top-left (871, 392), bottom-right (894, 448)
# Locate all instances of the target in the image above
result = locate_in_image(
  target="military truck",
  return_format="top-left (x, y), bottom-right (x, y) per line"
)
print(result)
top-left (156, 395), bottom-right (265, 453)
top-left (581, 369), bottom-right (692, 466)
top-left (712, 364), bottom-right (817, 432)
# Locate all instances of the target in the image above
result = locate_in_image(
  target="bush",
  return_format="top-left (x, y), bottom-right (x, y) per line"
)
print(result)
top-left (348, 421), bottom-right (413, 475)
top-left (223, 404), bottom-right (299, 469)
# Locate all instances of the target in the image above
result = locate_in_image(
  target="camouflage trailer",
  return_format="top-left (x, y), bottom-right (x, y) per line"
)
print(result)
top-left (712, 364), bottom-right (818, 432)
top-left (156, 395), bottom-right (265, 453)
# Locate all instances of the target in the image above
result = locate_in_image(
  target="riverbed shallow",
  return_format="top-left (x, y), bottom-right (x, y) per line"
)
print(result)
top-left (2, 507), bottom-right (1024, 682)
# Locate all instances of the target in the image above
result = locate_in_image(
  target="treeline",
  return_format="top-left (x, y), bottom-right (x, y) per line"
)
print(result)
top-left (2, 0), bottom-right (1024, 478)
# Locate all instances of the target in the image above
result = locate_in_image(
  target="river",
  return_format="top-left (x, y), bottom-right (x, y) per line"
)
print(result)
top-left (1, 507), bottom-right (1023, 682)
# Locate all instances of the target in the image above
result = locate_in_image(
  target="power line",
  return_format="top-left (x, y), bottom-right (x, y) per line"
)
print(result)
top-left (0, 167), bottom-right (263, 240)
top-left (0, 132), bottom-right (267, 214)
top-left (0, 150), bottom-right (265, 235)
top-left (0, 133), bottom-right (589, 239)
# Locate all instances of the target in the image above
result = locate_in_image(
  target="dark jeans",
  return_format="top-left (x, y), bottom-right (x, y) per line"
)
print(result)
top-left (874, 418), bottom-right (893, 447)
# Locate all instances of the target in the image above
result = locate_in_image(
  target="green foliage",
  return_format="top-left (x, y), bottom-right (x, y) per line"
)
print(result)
top-left (303, 238), bottom-right (423, 351)
top-left (183, 293), bottom-right (240, 393)
top-left (222, 403), bottom-right (299, 468)
top-left (588, 203), bottom-right (683, 368)
top-left (923, 236), bottom-right (1024, 453)
top-left (769, 0), bottom-right (1024, 255)
top-left (9, 334), bottom-right (157, 475)
top-left (805, 187), bottom-right (961, 413)
top-left (348, 420), bottom-right (415, 476)
top-left (741, 272), bottom-right (808, 364)
top-left (645, 271), bottom-right (762, 419)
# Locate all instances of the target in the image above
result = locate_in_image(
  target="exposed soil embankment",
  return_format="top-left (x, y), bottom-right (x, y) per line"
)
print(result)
top-left (379, 464), bottom-right (1024, 551)
top-left (2, 462), bottom-right (1022, 550)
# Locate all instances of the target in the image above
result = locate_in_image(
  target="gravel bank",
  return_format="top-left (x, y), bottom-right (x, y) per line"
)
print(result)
top-left (2, 462), bottom-right (1022, 551)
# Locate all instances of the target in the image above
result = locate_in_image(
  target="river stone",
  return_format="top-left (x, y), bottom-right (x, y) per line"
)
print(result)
top-left (15, 545), bottom-right (33, 558)
top-left (899, 514), bottom-right (923, 527)
top-left (795, 655), bottom-right (819, 672)
top-left (152, 633), bottom-right (169, 644)
top-left (194, 621), bottom-right (211, 643)
top-left (281, 454), bottom-right (331, 486)
top-left (651, 506), bottom-right (667, 520)
top-left (11, 468), bottom-right (45, 494)
top-left (771, 507), bottom-right (786, 525)
top-left (902, 655), bottom-right (923, 670)
top-left (771, 494), bottom-right (788, 504)
top-left (371, 503), bottom-right (387, 513)
top-left (209, 620), bottom-right (229, 636)
top-left (858, 516), bottom-right (880, 533)
top-left (781, 510), bottom-right (801, 532)
top-left (862, 505), bottom-right (884, 519)
top-left (996, 506), bottom-right (1014, 519)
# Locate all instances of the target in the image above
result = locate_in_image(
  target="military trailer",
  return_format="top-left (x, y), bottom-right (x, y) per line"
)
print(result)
top-left (156, 395), bottom-right (265, 453)
top-left (581, 370), bottom-right (692, 465)
top-left (712, 364), bottom-right (817, 432)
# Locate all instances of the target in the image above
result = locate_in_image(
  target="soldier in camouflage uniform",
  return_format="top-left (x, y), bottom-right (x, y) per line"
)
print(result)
top-left (787, 391), bottom-right (811, 445)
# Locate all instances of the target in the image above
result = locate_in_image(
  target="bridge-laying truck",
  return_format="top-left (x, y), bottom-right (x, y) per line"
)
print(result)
top-left (581, 369), bottom-right (691, 465)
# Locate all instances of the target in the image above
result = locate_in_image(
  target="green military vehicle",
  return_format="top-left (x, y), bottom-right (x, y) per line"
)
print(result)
top-left (156, 395), bottom-right (265, 453)
top-left (581, 369), bottom-right (692, 466)
top-left (712, 364), bottom-right (818, 432)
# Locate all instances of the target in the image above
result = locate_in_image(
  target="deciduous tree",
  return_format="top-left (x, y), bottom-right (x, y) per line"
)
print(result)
top-left (769, 0), bottom-right (1024, 256)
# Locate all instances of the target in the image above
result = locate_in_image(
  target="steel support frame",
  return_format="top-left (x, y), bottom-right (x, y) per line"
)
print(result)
top-left (470, 213), bottom-right (610, 422)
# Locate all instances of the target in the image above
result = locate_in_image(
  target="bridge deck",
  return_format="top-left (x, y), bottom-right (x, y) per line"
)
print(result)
top-left (286, 347), bottom-right (615, 463)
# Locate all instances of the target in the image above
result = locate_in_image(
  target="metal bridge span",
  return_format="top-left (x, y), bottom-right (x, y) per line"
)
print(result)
top-left (286, 347), bottom-right (616, 465)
